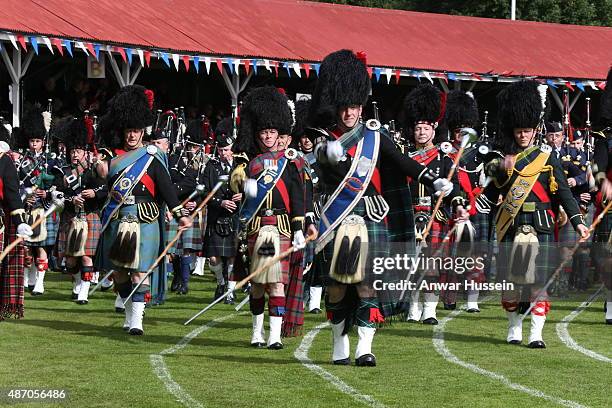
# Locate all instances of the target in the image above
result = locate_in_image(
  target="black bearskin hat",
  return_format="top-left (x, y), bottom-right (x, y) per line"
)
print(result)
top-left (185, 116), bottom-right (212, 145)
top-left (18, 106), bottom-right (49, 143)
top-left (599, 67), bottom-right (612, 128)
top-left (234, 86), bottom-right (292, 157)
top-left (308, 49), bottom-right (370, 128)
top-left (98, 85), bottom-right (155, 149)
top-left (292, 99), bottom-right (311, 139)
top-left (53, 116), bottom-right (94, 152)
top-left (151, 110), bottom-right (177, 142)
top-left (402, 84), bottom-right (445, 129)
top-left (215, 117), bottom-right (234, 148)
top-left (496, 80), bottom-right (549, 153)
top-left (445, 90), bottom-right (478, 131)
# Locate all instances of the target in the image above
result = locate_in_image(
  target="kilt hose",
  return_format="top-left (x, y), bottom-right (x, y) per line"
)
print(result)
top-left (57, 212), bottom-right (102, 259)
top-left (0, 217), bottom-right (26, 320)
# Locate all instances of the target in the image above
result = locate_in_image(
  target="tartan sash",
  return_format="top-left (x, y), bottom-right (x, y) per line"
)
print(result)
top-left (315, 128), bottom-right (379, 253)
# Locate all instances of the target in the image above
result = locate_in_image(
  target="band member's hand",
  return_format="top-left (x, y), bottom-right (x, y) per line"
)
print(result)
top-left (17, 223), bottom-right (33, 238)
top-left (35, 189), bottom-right (47, 199)
top-left (81, 189), bottom-right (95, 199)
top-left (292, 230), bottom-right (306, 249)
top-left (579, 192), bottom-right (591, 203)
top-left (73, 195), bottom-right (85, 207)
top-left (178, 216), bottom-right (193, 230)
top-left (567, 177), bottom-right (576, 188)
top-left (576, 224), bottom-right (590, 240)
top-left (185, 201), bottom-right (196, 211)
top-left (166, 211), bottom-right (172, 222)
top-left (26, 196), bottom-right (36, 206)
top-left (433, 178), bottom-right (453, 197)
top-left (221, 200), bottom-right (237, 212)
top-left (454, 205), bottom-right (469, 222)
top-left (307, 224), bottom-right (319, 240)
top-left (602, 178), bottom-right (612, 201)
top-left (500, 155), bottom-right (516, 171)
top-left (232, 193), bottom-right (243, 202)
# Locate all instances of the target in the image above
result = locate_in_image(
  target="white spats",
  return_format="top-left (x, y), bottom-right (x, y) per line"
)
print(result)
top-left (227, 280), bottom-right (237, 302)
top-left (25, 265), bottom-right (37, 288)
top-left (72, 274), bottom-right (82, 296)
top-left (267, 316), bottom-right (283, 347)
top-left (308, 286), bottom-right (323, 312)
top-left (606, 290), bottom-right (612, 322)
top-left (192, 257), bottom-right (205, 276)
top-left (529, 313), bottom-right (546, 344)
top-left (331, 321), bottom-right (350, 362)
top-left (466, 290), bottom-right (479, 311)
top-left (122, 298), bottom-right (133, 330)
top-left (251, 313), bottom-right (265, 345)
top-left (77, 281), bottom-right (90, 303)
top-left (355, 326), bottom-right (376, 359)
top-left (115, 293), bottom-right (125, 310)
top-left (209, 262), bottom-right (224, 285)
top-left (422, 292), bottom-right (439, 321)
top-left (506, 311), bottom-right (523, 343)
top-left (130, 301), bottom-right (146, 334)
top-left (407, 291), bottom-right (422, 321)
top-left (32, 271), bottom-right (45, 295)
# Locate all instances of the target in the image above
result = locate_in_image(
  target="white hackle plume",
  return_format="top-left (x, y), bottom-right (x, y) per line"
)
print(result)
top-left (41, 111), bottom-right (52, 132)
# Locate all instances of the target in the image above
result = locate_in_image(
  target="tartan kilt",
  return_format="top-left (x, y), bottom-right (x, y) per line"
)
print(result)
top-left (247, 216), bottom-right (290, 285)
top-left (592, 207), bottom-right (612, 272)
top-left (558, 221), bottom-right (579, 245)
top-left (203, 215), bottom-right (239, 258)
top-left (496, 212), bottom-right (555, 286)
top-left (166, 216), bottom-right (203, 255)
top-left (472, 211), bottom-right (491, 242)
top-left (57, 212), bottom-right (101, 258)
top-left (26, 210), bottom-right (59, 247)
top-left (0, 217), bottom-right (26, 320)
top-left (320, 202), bottom-right (396, 318)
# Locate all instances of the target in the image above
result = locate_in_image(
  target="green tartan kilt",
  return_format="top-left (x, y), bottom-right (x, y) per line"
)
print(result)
top-left (471, 211), bottom-right (491, 242)
top-left (320, 202), bottom-right (397, 318)
top-left (166, 217), bottom-right (202, 255)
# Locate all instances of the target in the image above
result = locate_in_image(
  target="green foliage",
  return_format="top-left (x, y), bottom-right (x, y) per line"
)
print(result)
top-left (315, 0), bottom-right (612, 26)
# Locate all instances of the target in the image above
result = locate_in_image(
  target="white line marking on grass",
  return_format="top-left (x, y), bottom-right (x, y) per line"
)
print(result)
top-left (150, 313), bottom-right (239, 408)
top-left (556, 290), bottom-right (612, 364)
top-left (433, 308), bottom-right (588, 408)
top-left (294, 321), bottom-right (388, 408)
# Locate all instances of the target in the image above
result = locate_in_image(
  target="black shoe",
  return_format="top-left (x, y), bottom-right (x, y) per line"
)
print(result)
top-left (267, 342), bottom-right (283, 350)
top-left (444, 303), bottom-right (456, 310)
top-left (76, 300), bottom-right (88, 305)
top-left (27, 285), bottom-right (35, 293)
top-left (527, 340), bottom-right (546, 349)
top-left (214, 284), bottom-right (226, 300)
top-left (333, 358), bottom-right (351, 366)
top-left (422, 317), bottom-right (438, 325)
top-left (224, 295), bottom-right (235, 305)
top-left (115, 307), bottom-right (125, 314)
top-left (71, 292), bottom-right (78, 300)
top-left (508, 339), bottom-right (522, 345)
top-left (606, 319), bottom-right (612, 325)
top-left (466, 308), bottom-right (480, 313)
top-left (129, 328), bottom-right (144, 336)
top-left (170, 275), bottom-right (180, 292)
top-left (31, 291), bottom-right (43, 296)
top-left (251, 342), bottom-right (265, 348)
top-left (309, 308), bottom-right (322, 314)
top-left (355, 354), bottom-right (377, 367)
top-left (178, 283), bottom-right (189, 295)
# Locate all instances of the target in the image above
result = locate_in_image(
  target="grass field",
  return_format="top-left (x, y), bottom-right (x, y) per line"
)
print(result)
top-left (0, 271), bottom-right (610, 408)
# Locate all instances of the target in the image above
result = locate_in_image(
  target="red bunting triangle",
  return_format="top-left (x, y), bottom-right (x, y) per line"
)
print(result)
top-left (51, 38), bottom-right (63, 56)
top-left (273, 61), bottom-right (279, 77)
top-left (85, 42), bottom-right (96, 60)
top-left (367, 67), bottom-right (373, 79)
top-left (441, 73), bottom-right (448, 84)
top-left (472, 73), bottom-right (482, 81)
top-left (303, 63), bottom-right (310, 78)
top-left (565, 81), bottom-right (574, 91)
top-left (144, 50), bottom-right (151, 67)
top-left (115, 46), bottom-right (127, 63)
top-left (17, 35), bottom-right (27, 51)
top-left (244, 59), bottom-right (251, 75)
top-left (597, 81), bottom-right (606, 90)
top-left (182, 55), bottom-right (190, 72)
top-left (394, 69), bottom-right (401, 84)
top-left (216, 58), bottom-right (224, 73)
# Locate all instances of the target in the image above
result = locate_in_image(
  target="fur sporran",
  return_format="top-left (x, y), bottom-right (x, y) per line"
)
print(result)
top-left (250, 225), bottom-right (281, 284)
top-left (65, 216), bottom-right (88, 257)
top-left (109, 214), bottom-right (140, 269)
top-left (26, 208), bottom-right (48, 243)
top-left (329, 215), bottom-right (368, 284)
top-left (509, 225), bottom-right (539, 285)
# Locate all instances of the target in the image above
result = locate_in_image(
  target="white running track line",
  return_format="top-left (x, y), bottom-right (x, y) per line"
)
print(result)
top-left (150, 313), bottom-right (240, 408)
top-left (433, 308), bottom-right (588, 408)
top-left (294, 321), bottom-right (388, 408)
top-left (556, 297), bottom-right (612, 364)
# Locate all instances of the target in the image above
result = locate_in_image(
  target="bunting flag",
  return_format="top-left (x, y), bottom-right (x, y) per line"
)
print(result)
top-left (273, 61), bottom-right (279, 77)
top-left (52, 38), bottom-right (63, 56)
top-left (597, 81), bottom-right (606, 90)
top-left (374, 67), bottom-right (381, 82)
top-left (126, 48), bottom-right (133, 65)
top-left (204, 56), bottom-right (212, 74)
top-left (42, 37), bottom-right (53, 54)
top-left (293, 62), bottom-right (302, 78)
top-left (244, 59), bottom-right (250, 75)
top-left (86, 42), bottom-right (96, 59)
top-left (303, 63), bottom-right (310, 78)
top-left (440, 73), bottom-right (448, 84)
top-left (546, 79), bottom-right (558, 88)
top-left (415, 71), bottom-right (422, 81)
top-left (137, 49), bottom-right (144, 66)
top-left (17, 35), bottom-right (27, 51)
top-left (216, 58), bottom-right (224, 74)
top-left (472, 73), bottom-right (483, 81)
top-left (29, 36), bottom-right (39, 54)
top-left (264, 59), bottom-right (271, 72)
top-left (171, 53), bottom-right (180, 71)
top-left (144, 50), bottom-right (151, 67)
top-left (587, 80), bottom-right (598, 90)
top-left (63, 39), bottom-right (73, 57)
top-left (384, 68), bottom-right (392, 84)
top-left (283, 61), bottom-right (291, 77)
top-left (94, 44), bottom-right (102, 60)
top-left (8, 34), bottom-right (18, 50)
top-left (182, 55), bottom-right (190, 72)
top-left (448, 72), bottom-right (457, 81)
top-left (423, 71), bottom-right (433, 83)
top-left (313, 63), bottom-right (320, 76)
top-left (234, 59), bottom-right (240, 74)
top-left (161, 52), bottom-right (170, 67)
top-left (394, 69), bottom-right (401, 84)
top-left (565, 81), bottom-right (574, 91)
top-left (75, 41), bottom-right (88, 56)
top-left (366, 66), bottom-right (373, 79)
top-left (252, 59), bottom-right (259, 74)
top-left (576, 81), bottom-right (585, 92)
top-left (227, 58), bottom-right (234, 74)
top-left (116, 46), bottom-right (126, 63)
top-left (193, 56), bottom-right (200, 73)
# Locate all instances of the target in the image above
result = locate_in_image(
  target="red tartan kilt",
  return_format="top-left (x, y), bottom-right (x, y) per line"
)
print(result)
top-left (0, 215), bottom-right (26, 320)
top-left (429, 219), bottom-right (448, 244)
top-left (247, 216), bottom-right (290, 285)
top-left (57, 212), bottom-right (101, 258)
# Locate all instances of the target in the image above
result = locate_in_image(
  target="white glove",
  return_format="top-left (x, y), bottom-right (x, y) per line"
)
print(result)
top-left (326, 140), bottom-right (344, 163)
top-left (433, 178), bottom-right (453, 197)
top-left (244, 178), bottom-right (258, 198)
top-left (292, 230), bottom-right (306, 250)
top-left (17, 223), bottom-right (33, 238)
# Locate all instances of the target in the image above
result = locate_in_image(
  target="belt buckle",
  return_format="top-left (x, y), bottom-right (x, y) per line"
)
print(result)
top-left (419, 196), bottom-right (431, 206)
top-left (264, 209), bottom-right (274, 217)
top-left (522, 202), bottom-right (536, 212)
top-left (123, 196), bottom-right (135, 205)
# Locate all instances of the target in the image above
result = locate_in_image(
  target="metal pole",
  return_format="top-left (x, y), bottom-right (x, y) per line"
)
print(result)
top-left (511, 0), bottom-right (516, 20)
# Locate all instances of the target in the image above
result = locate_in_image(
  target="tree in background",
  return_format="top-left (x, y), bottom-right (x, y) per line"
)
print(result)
top-left (317, 0), bottom-right (612, 26)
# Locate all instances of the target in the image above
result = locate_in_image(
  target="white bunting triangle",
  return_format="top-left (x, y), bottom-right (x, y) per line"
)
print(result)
top-left (204, 57), bottom-right (211, 74)
top-left (172, 53), bottom-right (180, 71)
top-left (42, 37), bottom-right (53, 54)
top-left (137, 49), bottom-right (144, 67)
